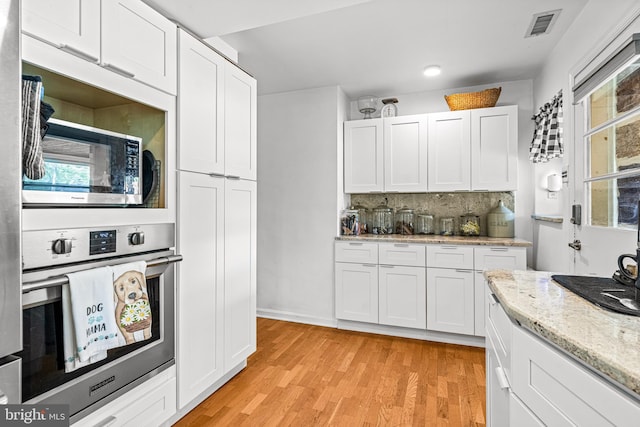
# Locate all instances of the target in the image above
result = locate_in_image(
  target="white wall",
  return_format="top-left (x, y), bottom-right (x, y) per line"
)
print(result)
top-left (257, 86), bottom-right (348, 326)
top-left (350, 80), bottom-right (535, 266)
top-left (532, 0), bottom-right (640, 272)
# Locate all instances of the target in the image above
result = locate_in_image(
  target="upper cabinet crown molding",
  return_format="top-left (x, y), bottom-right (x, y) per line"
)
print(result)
top-left (343, 105), bottom-right (518, 194)
top-left (22, 0), bottom-right (178, 95)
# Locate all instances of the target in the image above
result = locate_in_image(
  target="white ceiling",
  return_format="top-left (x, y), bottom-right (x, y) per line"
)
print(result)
top-left (144, 0), bottom-right (588, 97)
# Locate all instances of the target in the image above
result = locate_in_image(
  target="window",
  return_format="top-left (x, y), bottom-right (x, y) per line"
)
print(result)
top-left (577, 35), bottom-right (640, 229)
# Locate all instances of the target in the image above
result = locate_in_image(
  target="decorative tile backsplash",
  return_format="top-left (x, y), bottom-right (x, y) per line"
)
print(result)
top-left (350, 192), bottom-right (514, 236)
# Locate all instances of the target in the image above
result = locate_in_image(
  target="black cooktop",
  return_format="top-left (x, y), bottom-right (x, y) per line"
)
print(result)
top-left (552, 275), bottom-right (640, 316)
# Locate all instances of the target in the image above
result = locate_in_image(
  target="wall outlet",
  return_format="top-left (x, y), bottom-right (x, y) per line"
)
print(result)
top-left (548, 191), bottom-right (558, 199)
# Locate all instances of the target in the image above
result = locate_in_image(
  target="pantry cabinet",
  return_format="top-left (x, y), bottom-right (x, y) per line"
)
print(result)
top-left (22, 0), bottom-right (177, 94)
top-left (428, 111), bottom-right (471, 191)
top-left (176, 172), bottom-right (225, 408)
top-left (178, 29), bottom-right (257, 181)
top-left (178, 30), bottom-right (225, 175)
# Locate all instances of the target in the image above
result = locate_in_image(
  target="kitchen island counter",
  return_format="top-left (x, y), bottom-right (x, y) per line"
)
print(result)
top-left (485, 269), bottom-right (640, 396)
top-left (336, 234), bottom-right (531, 247)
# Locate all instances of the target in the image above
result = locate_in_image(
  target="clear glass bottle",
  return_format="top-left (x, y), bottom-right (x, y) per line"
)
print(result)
top-left (440, 217), bottom-right (455, 236)
top-left (371, 205), bottom-right (393, 235)
top-left (459, 213), bottom-right (480, 236)
top-left (416, 212), bottom-right (434, 234)
top-left (340, 209), bottom-right (359, 236)
top-left (352, 205), bottom-right (369, 234)
top-left (395, 207), bottom-right (415, 235)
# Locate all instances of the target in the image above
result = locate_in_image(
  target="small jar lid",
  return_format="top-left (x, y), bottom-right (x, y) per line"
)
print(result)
top-left (373, 205), bottom-right (392, 212)
top-left (396, 207), bottom-right (414, 213)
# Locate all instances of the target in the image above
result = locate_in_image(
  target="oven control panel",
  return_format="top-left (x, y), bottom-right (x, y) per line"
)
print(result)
top-left (22, 223), bottom-right (175, 270)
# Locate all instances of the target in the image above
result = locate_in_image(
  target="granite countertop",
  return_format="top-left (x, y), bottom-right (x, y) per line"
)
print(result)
top-left (485, 269), bottom-right (640, 396)
top-left (336, 234), bottom-right (532, 247)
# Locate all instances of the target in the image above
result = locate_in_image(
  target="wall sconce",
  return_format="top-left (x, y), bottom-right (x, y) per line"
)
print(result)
top-left (547, 173), bottom-right (562, 192)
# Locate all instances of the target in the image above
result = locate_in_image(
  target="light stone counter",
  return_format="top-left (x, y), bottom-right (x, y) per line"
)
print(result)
top-left (485, 269), bottom-right (640, 396)
top-left (336, 234), bottom-right (532, 247)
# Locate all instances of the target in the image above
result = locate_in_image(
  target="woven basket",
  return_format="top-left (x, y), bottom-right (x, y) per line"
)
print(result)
top-left (122, 318), bottom-right (151, 333)
top-left (444, 87), bottom-right (501, 111)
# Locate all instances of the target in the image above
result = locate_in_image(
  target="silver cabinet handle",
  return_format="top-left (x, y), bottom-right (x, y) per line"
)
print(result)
top-left (226, 175), bottom-right (241, 180)
top-left (489, 293), bottom-right (499, 305)
top-left (0, 390), bottom-right (8, 404)
top-left (59, 43), bottom-right (99, 63)
top-left (380, 265), bottom-right (394, 268)
top-left (208, 172), bottom-right (225, 178)
top-left (495, 366), bottom-right (510, 390)
top-left (94, 415), bottom-right (117, 427)
top-left (455, 269), bottom-right (472, 273)
top-left (489, 247), bottom-right (509, 252)
top-left (100, 62), bottom-right (135, 78)
top-left (362, 263), bottom-right (377, 268)
top-left (393, 243), bottom-right (409, 247)
top-left (348, 242), bottom-right (363, 246)
top-left (440, 246), bottom-right (458, 250)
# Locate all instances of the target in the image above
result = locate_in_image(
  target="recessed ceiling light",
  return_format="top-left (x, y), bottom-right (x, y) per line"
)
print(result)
top-left (423, 65), bottom-right (441, 77)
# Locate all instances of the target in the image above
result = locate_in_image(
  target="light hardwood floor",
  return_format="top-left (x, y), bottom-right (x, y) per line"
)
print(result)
top-left (174, 318), bottom-right (486, 426)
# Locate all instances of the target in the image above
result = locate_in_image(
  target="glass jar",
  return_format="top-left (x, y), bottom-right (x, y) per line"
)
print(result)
top-left (371, 205), bottom-right (393, 235)
top-left (352, 205), bottom-right (369, 234)
top-left (459, 214), bottom-right (480, 236)
top-left (440, 217), bottom-right (455, 236)
top-left (340, 209), bottom-right (359, 235)
top-left (381, 98), bottom-right (398, 118)
top-left (395, 207), bottom-right (415, 235)
top-left (416, 212), bottom-right (434, 234)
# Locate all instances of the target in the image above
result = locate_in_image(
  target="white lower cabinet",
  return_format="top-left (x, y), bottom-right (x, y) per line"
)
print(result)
top-left (73, 367), bottom-right (176, 427)
top-left (177, 173), bottom-right (257, 410)
top-left (426, 267), bottom-right (475, 335)
top-left (379, 265), bottom-right (426, 329)
top-left (335, 262), bottom-right (379, 323)
top-left (486, 284), bottom-right (640, 426)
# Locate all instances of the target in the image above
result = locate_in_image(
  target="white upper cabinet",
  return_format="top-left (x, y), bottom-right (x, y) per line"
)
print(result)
top-left (384, 114), bottom-right (428, 192)
top-left (22, 0), bottom-right (100, 62)
top-left (344, 119), bottom-right (384, 193)
top-left (102, 0), bottom-right (177, 94)
top-left (178, 30), bottom-right (225, 175)
top-left (225, 66), bottom-right (257, 181)
top-left (471, 105), bottom-right (518, 191)
top-left (428, 111), bottom-right (471, 191)
top-left (22, 0), bottom-right (177, 94)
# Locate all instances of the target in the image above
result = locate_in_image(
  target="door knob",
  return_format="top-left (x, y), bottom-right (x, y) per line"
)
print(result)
top-left (568, 240), bottom-right (582, 251)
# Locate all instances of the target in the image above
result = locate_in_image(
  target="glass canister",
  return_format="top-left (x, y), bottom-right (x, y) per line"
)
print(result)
top-left (352, 205), bottom-right (369, 234)
top-left (340, 209), bottom-right (359, 235)
top-left (371, 205), bottom-right (393, 235)
top-left (395, 207), bottom-right (415, 235)
top-left (381, 97), bottom-right (398, 118)
top-left (459, 213), bottom-right (480, 236)
top-left (440, 217), bottom-right (455, 236)
top-left (416, 212), bottom-right (435, 234)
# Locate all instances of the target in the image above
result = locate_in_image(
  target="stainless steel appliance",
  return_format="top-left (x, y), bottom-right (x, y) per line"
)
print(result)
top-left (19, 223), bottom-right (180, 422)
top-left (0, 0), bottom-right (23, 406)
top-left (22, 118), bottom-right (143, 206)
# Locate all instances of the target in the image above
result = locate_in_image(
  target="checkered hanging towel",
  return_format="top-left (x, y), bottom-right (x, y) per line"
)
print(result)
top-left (529, 90), bottom-right (563, 163)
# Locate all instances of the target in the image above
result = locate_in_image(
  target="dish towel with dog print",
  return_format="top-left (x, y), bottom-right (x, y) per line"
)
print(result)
top-left (112, 261), bottom-right (152, 345)
top-left (63, 266), bottom-right (123, 373)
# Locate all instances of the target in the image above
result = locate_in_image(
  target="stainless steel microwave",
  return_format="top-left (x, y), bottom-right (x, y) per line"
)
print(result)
top-left (23, 119), bottom-right (143, 206)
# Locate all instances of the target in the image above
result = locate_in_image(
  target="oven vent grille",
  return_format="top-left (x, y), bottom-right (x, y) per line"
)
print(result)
top-left (525, 10), bottom-right (561, 37)
top-left (89, 375), bottom-right (116, 396)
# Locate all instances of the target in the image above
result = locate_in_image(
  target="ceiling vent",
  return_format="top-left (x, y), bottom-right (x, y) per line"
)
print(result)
top-left (525, 9), bottom-right (561, 38)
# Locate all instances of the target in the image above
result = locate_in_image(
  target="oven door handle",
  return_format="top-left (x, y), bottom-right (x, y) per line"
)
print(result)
top-left (22, 254), bottom-right (183, 294)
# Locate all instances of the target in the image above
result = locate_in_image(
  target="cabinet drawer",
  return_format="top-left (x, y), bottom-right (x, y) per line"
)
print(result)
top-left (512, 327), bottom-right (640, 426)
top-left (426, 245), bottom-right (474, 269)
top-left (379, 243), bottom-right (426, 267)
top-left (335, 241), bottom-right (378, 263)
top-left (474, 246), bottom-right (526, 271)
top-left (486, 290), bottom-right (512, 378)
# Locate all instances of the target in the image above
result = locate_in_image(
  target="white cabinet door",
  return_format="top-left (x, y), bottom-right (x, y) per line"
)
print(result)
top-left (224, 178), bottom-right (257, 369)
top-left (426, 267), bottom-right (475, 335)
top-left (22, 0), bottom-right (100, 62)
top-left (486, 334), bottom-right (510, 427)
top-left (177, 172), bottom-right (225, 408)
top-left (335, 263), bottom-right (378, 323)
top-left (378, 265), bottom-right (426, 329)
top-left (225, 66), bottom-right (257, 181)
top-left (384, 114), bottom-right (428, 192)
top-left (178, 29), bottom-right (225, 175)
top-left (101, 0), bottom-right (177, 94)
top-left (428, 111), bottom-right (471, 191)
top-left (344, 119), bottom-right (384, 193)
top-left (471, 105), bottom-right (517, 191)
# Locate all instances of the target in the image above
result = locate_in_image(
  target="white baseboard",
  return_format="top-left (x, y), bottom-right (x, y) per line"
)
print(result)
top-left (257, 308), bottom-right (338, 328)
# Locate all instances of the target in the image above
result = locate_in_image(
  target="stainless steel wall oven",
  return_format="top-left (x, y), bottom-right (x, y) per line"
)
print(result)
top-left (19, 223), bottom-right (180, 422)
